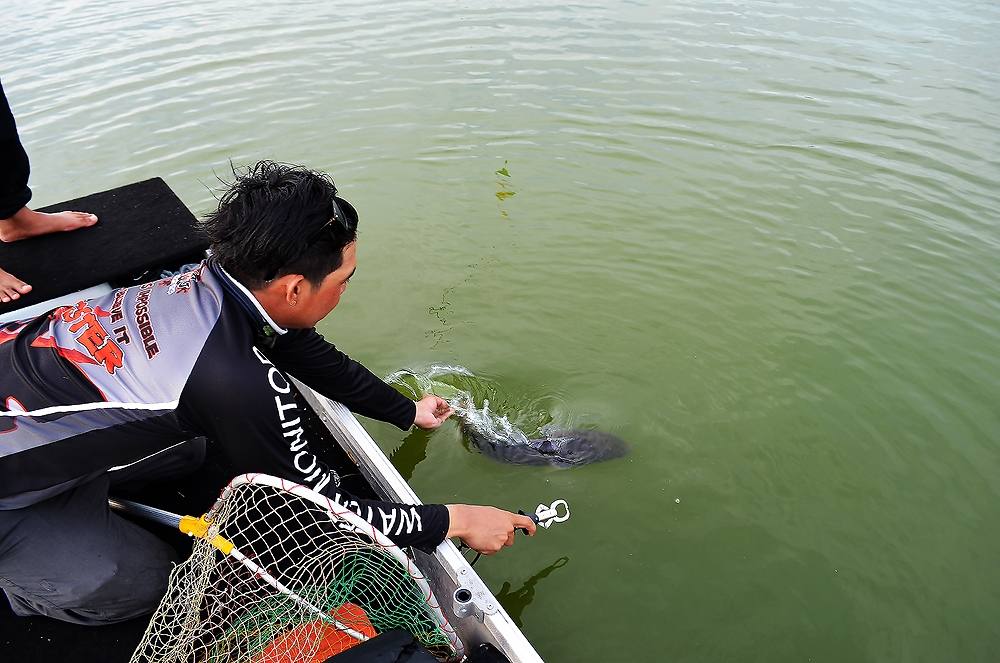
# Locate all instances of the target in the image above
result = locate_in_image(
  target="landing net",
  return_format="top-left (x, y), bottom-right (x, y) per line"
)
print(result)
top-left (130, 474), bottom-right (462, 663)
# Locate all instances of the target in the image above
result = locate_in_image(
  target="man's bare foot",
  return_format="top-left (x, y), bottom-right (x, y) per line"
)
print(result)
top-left (0, 206), bottom-right (98, 243)
top-left (0, 267), bottom-right (32, 303)
top-left (0, 206), bottom-right (97, 302)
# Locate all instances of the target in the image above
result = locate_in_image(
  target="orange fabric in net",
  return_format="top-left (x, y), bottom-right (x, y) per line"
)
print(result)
top-left (251, 602), bottom-right (377, 663)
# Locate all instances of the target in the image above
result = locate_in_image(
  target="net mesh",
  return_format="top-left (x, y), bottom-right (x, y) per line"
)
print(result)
top-left (130, 476), bottom-right (461, 663)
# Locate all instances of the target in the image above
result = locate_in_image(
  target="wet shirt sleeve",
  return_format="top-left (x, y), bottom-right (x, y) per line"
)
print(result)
top-left (264, 328), bottom-right (416, 431)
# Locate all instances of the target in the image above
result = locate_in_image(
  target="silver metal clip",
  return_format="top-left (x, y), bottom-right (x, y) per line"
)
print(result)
top-left (534, 499), bottom-right (570, 529)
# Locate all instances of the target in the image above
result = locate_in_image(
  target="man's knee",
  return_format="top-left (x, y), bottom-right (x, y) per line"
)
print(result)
top-left (2, 537), bottom-right (175, 625)
top-left (73, 542), bottom-right (176, 621)
top-left (0, 476), bottom-right (179, 625)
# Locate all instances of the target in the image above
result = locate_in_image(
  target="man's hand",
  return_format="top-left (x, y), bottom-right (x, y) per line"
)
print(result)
top-left (413, 395), bottom-right (453, 429)
top-left (446, 504), bottom-right (537, 555)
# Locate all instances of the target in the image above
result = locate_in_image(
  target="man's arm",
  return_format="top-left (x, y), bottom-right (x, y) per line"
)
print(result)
top-left (177, 332), bottom-right (449, 548)
top-left (265, 328), bottom-right (416, 430)
top-left (180, 338), bottom-right (534, 552)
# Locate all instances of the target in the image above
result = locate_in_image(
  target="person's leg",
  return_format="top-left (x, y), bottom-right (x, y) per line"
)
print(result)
top-left (0, 474), bottom-right (177, 625)
top-left (0, 78), bottom-right (98, 303)
top-left (0, 78), bottom-right (31, 220)
top-left (0, 77), bottom-right (34, 304)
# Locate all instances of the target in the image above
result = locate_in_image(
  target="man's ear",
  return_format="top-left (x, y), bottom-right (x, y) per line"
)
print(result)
top-left (283, 274), bottom-right (306, 306)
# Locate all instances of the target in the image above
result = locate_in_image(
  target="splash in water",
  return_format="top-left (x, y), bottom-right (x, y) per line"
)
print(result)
top-left (385, 366), bottom-right (628, 467)
top-left (385, 365), bottom-right (532, 445)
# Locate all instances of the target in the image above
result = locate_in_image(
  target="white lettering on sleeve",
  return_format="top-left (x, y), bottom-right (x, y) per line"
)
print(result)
top-left (313, 473), bottom-right (331, 493)
top-left (293, 451), bottom-right (317, 474)
top-left (252, 346), bottom-right (272, 365)
top-left (284, 426), bottom-right (307, 452)
top-left (267, 367), bottom-right (291, 394)
top-left (379, 507), bottom-right (397, 536)
top-left (395, 507), bottom-right (422, 535)
top-left (274, 396), bottom-right (297, 420)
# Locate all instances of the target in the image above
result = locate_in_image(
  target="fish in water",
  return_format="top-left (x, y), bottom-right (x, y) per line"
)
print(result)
top-left (461, 423), bottom-right (628, 467)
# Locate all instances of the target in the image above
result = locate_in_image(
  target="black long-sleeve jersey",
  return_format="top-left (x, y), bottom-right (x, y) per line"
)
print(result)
top-left (0, 260), bottom-right (449, 548)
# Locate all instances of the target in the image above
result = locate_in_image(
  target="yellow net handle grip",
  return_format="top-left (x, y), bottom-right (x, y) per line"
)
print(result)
top-left (179, 515), bottom-right (234, 555)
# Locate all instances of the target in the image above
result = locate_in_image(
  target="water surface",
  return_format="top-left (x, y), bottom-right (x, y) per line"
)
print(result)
top-left (3, 1), bottom-right (999, 660)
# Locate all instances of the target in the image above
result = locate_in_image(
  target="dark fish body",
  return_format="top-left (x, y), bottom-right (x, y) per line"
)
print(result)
top-left (462, 425), bottom-right (628, 467)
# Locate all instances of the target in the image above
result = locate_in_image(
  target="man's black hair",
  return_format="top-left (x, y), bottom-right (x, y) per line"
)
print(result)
top-left (200, 161), bottom-right (358, 289)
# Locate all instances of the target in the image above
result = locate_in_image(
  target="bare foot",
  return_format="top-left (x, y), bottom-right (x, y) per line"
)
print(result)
top-left (0, 266), bottom-right (32, 303)
top-left (0, 207), bottom-right (98, 243)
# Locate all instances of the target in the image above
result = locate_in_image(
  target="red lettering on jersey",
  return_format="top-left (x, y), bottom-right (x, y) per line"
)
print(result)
top-left (58, 300), bottom-right (125, 374)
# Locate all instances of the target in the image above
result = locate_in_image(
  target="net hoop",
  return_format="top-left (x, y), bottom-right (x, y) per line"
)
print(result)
top-left (215, 473), bottom-right (465, 660)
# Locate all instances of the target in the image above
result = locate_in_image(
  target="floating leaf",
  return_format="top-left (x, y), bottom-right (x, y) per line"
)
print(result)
top-left (495, 190), bottom-right (516, 201)
top-left (495, 160), bottom-right (511, 177)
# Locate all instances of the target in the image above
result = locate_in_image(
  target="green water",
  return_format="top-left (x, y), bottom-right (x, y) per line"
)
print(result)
top-left (4, 0), bottom-right (1000, 660)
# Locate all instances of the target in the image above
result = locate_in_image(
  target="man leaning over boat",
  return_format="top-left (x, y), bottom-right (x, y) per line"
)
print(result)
top-left (0, 161), bottom-right (535, 625)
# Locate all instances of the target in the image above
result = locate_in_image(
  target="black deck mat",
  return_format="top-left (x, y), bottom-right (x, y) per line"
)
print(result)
top-left (0, 177), bottom-right (207, 314)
